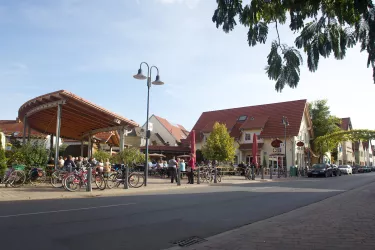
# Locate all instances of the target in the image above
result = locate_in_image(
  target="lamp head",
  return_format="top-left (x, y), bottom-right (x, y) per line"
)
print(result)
top-left (133, 68), bottom-right (147, 80)
top-left (152, 75), bottom-right (164, 85)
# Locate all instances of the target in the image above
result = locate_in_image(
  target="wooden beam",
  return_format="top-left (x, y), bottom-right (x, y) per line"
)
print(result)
top-left (25, 99), bottom-right (66, 117)
top-left (81, 126), bottom-right (128, 139)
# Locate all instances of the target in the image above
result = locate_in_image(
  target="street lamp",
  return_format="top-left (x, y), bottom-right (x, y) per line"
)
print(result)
top-left (133, 62), bottom-right (164, 187)
top-left (282, 116), bottom-right (289, 178)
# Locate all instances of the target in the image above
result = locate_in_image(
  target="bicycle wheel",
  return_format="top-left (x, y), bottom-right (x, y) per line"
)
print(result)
top-left (51, 171), bottom-right (64, 188)
top-left (9, 170), bottom-right (26, 188)
top-left (94, 174), bottom-right (106, 190)
top-left (64, 174), bottom-right (81, 192)
top-left (128, 173), bottom-right (144, 188)
top-left (106, 174), bottom-right (117, 189)
top-left (217, 173), bottom-right (222, 182)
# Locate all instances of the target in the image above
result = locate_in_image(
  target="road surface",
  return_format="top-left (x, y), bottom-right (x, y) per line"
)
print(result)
top-left (0, 173), bottom-right (374, 250)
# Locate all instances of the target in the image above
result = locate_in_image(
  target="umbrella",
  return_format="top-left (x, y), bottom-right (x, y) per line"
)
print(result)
top-left (148, 153), bottom-right (166, 158)
top-left (252, 133), bottom-right (258, 166)
top-left (177, 155), bottom-right (190, 158)
top-left (191, 130), bottom-right (196, 163)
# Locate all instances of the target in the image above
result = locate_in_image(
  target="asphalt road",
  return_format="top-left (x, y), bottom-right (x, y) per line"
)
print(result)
top-left (1, 173), bottom-right (374, 250)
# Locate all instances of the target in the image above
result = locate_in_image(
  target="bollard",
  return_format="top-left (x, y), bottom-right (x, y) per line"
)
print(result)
top-left (197, 166), bottom-right (200, 184)
top-left (124, 164), bottom-right (129, 189)
top-left (261, 166), bottom-right (264, 180)
top-left (177, 168), bottom-right (181, 186)
top-left (270, 167), bottom-right (273, 179)
top-left (86, 166), bottom-right (92, 192)
top-left (251, 165), bottom-right (255, 180)
top-left (214, 165), bottom-right (217, 183)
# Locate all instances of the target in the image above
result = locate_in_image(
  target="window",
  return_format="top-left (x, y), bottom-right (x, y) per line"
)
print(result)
top-left (256, 134), bottom-right (260, 140)
top-left (245, 133), bottom-right (251, 141)
top-left (238, 115), bottom-right (247, 121)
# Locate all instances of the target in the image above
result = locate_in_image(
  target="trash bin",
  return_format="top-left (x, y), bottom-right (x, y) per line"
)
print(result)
top-left (289, 166), bottom-right (296, 177)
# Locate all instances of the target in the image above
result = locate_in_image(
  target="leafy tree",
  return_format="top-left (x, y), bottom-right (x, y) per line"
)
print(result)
top-left (309, 100), bottom-right (341, 161)
top-left (114, 147), bottom-right (145, 165)
top-left (93, 150), bottom-right (111, 162)
top-left (7, 142), bottom-right (49, 168)
top-left (0, 148), bottom-right (6, 176)
top-left (202, 122), bottom-right (236, 162)
top-left (212, 0), bottom-right (374, 92)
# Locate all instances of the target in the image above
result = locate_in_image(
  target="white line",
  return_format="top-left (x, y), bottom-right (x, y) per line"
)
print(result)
top-left (0, 203), bottom-right (136, 218)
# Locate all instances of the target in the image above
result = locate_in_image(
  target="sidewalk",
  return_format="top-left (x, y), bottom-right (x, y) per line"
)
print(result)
top-left (0, 176), bottom-right (273, 202)
top-left (173, 180), bottom-right (375, 250)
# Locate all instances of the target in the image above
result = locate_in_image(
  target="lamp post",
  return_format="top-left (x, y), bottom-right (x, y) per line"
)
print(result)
top-left (282, 116), bottom-right (289, 178)
top-left (133, 62), bottom-right (164, 187)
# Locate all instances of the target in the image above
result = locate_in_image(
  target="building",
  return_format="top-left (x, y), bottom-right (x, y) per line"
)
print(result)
top-left (354, 141), bottom-right (365, 165)
top-left (189, 99), bottom-right (314, 171)
top-left (0, 119), bottom-right (61, 150)
top-left (337, 117), bottom-right (355, 165)
top-left (143, 115), bottom-right (189, 146)
top-left (362, 141), bottom-right (373, 166)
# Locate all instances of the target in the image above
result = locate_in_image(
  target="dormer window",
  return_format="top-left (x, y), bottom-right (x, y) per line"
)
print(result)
top-left (238, 115), bottom-right (247, 121)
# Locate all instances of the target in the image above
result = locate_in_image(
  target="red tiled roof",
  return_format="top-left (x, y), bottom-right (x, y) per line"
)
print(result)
top-left (238, 143), bottom-right (264, 150)
top-left (240, 116), bottom-right (269, 130)
top-left (340, 117), bottom-right (351, 131)
top-left (229, 122), bottom-right (243, 139)
top-left (190, 99), bottom-right (308, 142)
top-left (154, 115), bottom-right (189, 142)
top-left (0, 120), bottom-right (46, 138)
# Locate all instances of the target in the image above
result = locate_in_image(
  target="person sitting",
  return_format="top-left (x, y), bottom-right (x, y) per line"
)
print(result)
top-left (64, 155), bottom-right (77, 173)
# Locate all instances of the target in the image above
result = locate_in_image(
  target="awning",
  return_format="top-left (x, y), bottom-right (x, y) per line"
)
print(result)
top-left (18, 90), bottom-right (138, 140)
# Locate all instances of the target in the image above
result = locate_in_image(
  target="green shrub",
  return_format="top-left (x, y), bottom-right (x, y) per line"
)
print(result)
top-left (93, 150), bottom-right (111, 162)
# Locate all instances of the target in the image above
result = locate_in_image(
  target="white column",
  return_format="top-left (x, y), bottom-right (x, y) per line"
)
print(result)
top-left (54, 104), bottom-right (62, 169)
top-left (119, 127), bottom-right (125, 152)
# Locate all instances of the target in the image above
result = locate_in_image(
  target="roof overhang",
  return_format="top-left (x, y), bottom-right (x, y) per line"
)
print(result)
top-left (18, 90), bottom-right (139, 141)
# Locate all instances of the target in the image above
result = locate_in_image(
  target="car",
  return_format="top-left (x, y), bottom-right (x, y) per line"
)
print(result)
top-left (307, 163), bottom-right (333, 178)
top-left (371, 166), bottom-right (375, 172)
top-left (364, 166), bottom-right (372, 173)
top-left (330, 164), bottom-right (342, 176)
top-left (338, 165), bottom-right (353, 175)
top-left (357, 166), bottom-right (366, 173)
top-left (351, 165), bottom-right (358, 174)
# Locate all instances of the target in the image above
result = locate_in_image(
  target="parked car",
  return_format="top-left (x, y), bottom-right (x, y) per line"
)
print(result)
top-left (364, 166), bottom-right (372, 173)
top-left (357, 166), bottom-right (366, 173)
top-left (330, 164), bottom-right (342, 176)
top-left (307, 163), bottom-right (333, 178)
top-left (338, 165), bottom-right (353, 175)
top-left (351, 165), bottom-right (358, 174)
top-left (371, 166), bottom-right (375, 172)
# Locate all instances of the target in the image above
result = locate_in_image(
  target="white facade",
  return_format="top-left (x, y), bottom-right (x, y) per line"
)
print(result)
top-left (142, 115), bottom-right (178, 146)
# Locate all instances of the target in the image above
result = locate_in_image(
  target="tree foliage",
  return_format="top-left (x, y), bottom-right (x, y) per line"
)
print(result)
top-left (309, 100), bottom-right (341, 158)
top-left (212, 0), bottom-right (374, 92)
top-left (202, 122), bottom-right (236, 162)
top-left (113, 147), bottom-right (145, 165)
top-left (93, 150), bottom-right (111, 162)
top-left (315, 129), bottom-right (375, 146)
top-left (7, 142), bottom-right (49, 167)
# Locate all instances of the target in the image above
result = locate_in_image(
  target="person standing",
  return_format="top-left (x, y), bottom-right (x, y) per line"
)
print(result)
top-left (168, 156), bottom-right (178, 183)
top-left (187, 153), bottom-right (195, 184)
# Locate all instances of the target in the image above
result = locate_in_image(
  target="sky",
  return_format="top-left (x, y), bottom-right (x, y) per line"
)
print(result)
top-left (0, 0), bottom-right (374, 131)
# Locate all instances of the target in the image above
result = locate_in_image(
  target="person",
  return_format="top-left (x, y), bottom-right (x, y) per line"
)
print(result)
top-left (75, 156), bottom-right (83, 171)
top-left (64, 155), bottom-right (77, 172)
top-left (58, 156), bottom-right (64, 169)
top-left (103, 158), bottom-right (111, 177)
top-left (179, 159), bottom-right (185, 180)
top-left (168, 156), bottom-right (178, 183)
top-left (187, 153), bottom-right (195, 184)
top-left (238, 161), bottom-right (246, 175)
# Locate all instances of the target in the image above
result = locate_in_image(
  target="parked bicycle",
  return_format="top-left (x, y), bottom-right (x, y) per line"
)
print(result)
top-left (0, 165), bottom-right (26, 188)
top-left (108, 164), bottom-right (145, 188)
top-left (28, 167), bottom-right (47, 185)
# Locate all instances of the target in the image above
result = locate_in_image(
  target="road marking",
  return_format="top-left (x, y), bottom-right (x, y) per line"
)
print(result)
top-left (0, 203), bottom-right (136, 218)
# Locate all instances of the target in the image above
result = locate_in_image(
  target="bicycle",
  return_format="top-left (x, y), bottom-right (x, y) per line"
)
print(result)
top-left (63, 167), bottom-right (105, 192)
top-left (108, 165), bottom-right (145, 188)
top-left (0, 165), bottom-right (26, 188)
top-left (28, 167), bottom-right (47, 185)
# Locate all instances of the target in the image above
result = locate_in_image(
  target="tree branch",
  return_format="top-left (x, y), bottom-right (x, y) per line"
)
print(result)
top-left (275, 19), bottom-right (281, 48)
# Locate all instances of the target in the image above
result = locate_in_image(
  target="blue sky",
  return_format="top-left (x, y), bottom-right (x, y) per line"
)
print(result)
top-left (0, 0), bottom-right (374, 131)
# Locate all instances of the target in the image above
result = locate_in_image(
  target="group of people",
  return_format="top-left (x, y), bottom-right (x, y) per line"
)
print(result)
top-left (149, 154), bottom-right (196, 184)
top-left (54, 155), bottom-right (112, 174)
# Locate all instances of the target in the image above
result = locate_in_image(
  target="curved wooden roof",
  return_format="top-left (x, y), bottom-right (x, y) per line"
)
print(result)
top-left (18, 90), bottom-right (138, 140)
